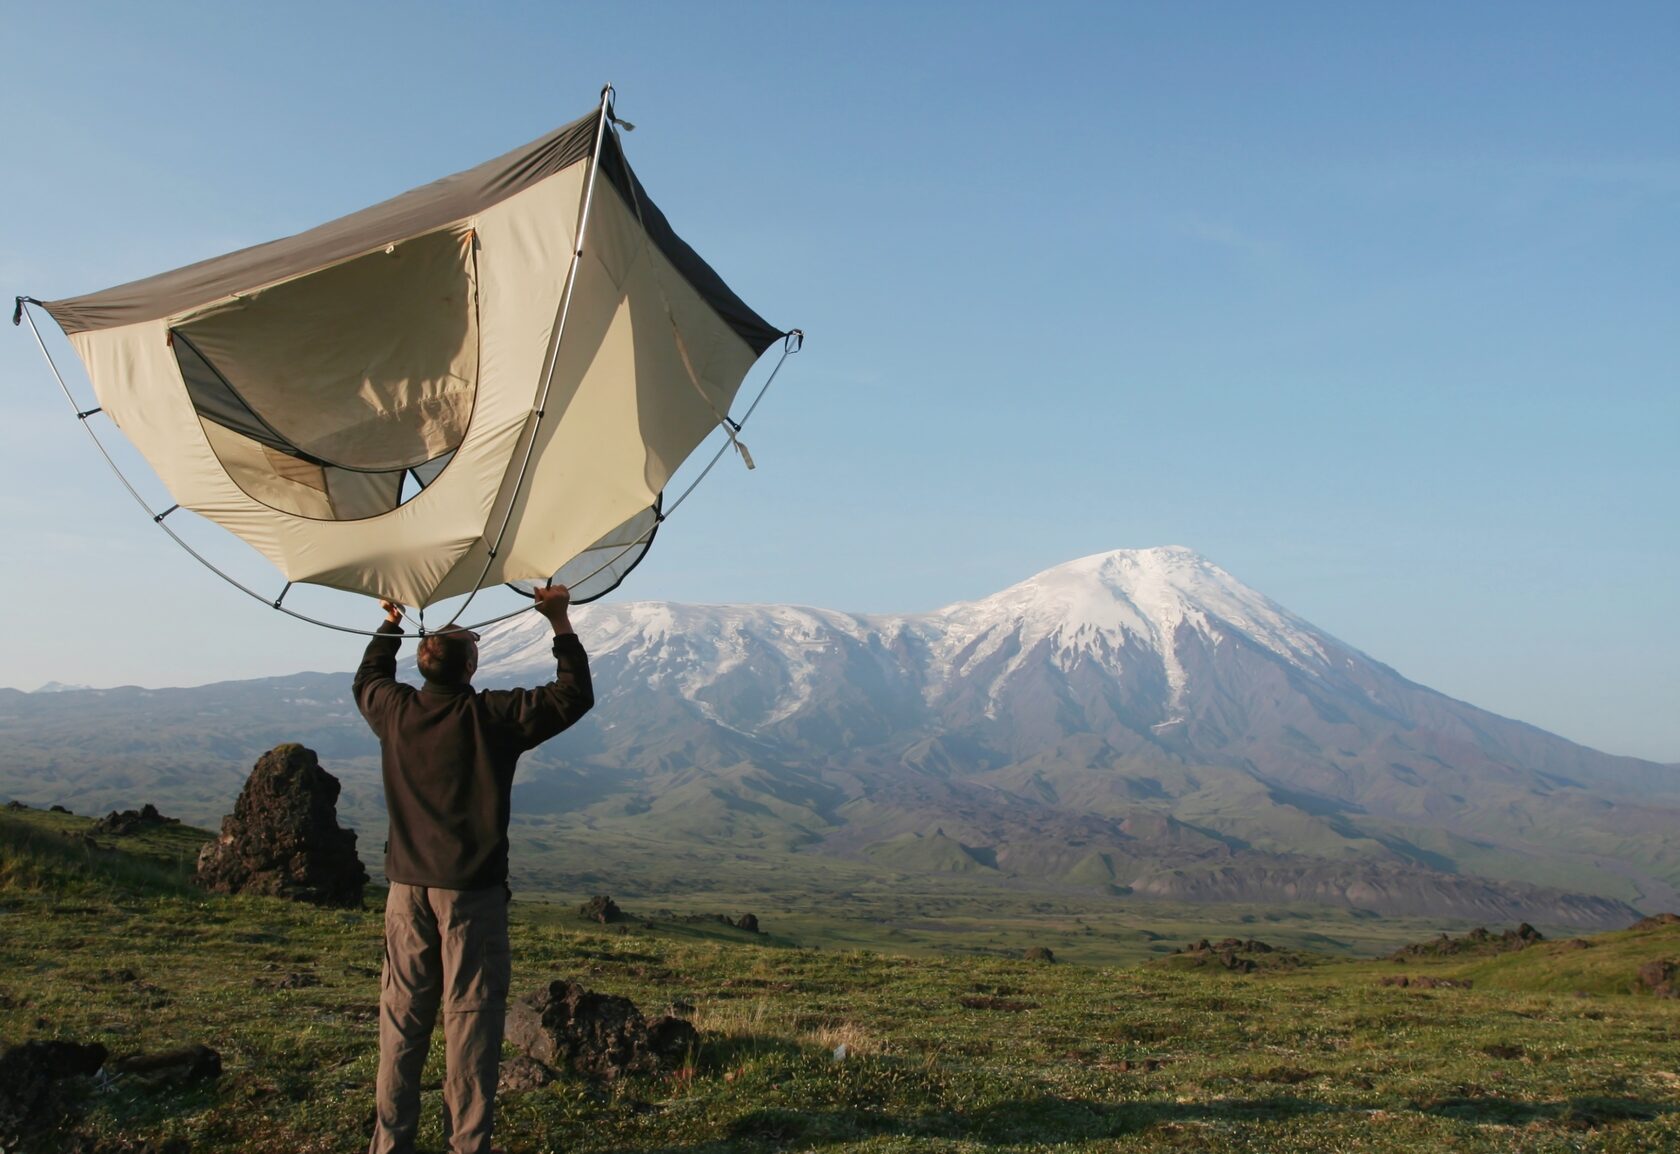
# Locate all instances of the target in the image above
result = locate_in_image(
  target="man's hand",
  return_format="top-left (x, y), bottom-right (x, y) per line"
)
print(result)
top-left (380, 600), bottom-right (404, 625)
top-left (533, 584), bottom-right (573, 634)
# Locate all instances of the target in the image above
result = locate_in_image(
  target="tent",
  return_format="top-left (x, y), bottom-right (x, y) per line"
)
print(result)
top-left (17, 87), bottom-right (795, 629)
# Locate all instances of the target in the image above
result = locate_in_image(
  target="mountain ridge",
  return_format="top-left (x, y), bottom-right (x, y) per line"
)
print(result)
top-left (2, 547), bottom-right (1675, 927)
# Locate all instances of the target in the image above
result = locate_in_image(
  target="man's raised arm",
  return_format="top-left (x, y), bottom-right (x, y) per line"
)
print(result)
top-left (354, 599), bottom-right (407, 728)
top-left (485, 584), bottom-right (595, 751)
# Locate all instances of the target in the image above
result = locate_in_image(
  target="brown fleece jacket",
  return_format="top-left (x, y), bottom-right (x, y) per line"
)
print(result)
top-left (353, 620), bottom-right (593, 890)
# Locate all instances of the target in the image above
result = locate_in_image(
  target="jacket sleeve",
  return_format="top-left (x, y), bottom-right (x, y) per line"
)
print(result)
top-left (482, 632), bottom-right (595, 752)
top-left (353, 620), bottom-right (405, 734)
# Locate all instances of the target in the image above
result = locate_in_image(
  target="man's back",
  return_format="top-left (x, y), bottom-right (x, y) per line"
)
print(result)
top-left (354, 621), bottom-right (593, 890)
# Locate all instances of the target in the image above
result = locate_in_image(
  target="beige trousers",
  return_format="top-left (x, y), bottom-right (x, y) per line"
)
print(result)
top-left (369, 882), bottom-right (511, 1154)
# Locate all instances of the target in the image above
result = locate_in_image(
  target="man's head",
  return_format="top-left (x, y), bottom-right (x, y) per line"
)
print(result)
top-left (416, 625), bottom-right (480, 686)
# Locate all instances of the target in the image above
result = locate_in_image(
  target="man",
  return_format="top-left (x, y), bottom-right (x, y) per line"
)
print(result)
top-left (354, 585), bottom-right (592, 1154)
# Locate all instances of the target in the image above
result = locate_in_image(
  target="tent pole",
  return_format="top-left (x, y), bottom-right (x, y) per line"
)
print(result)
top-left (438, 83), bottom-right (617, 628)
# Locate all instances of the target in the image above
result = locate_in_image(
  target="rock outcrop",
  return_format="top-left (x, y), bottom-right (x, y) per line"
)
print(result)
top-left (1390, 923), bottom-right (1543, 961)
top-left (0, 1039), bottom-right (107, 1140)
top-left (1630, 913), bottom-right (1680, 931)
top-left (1162, 937), bottom-right (1308, 973)
top-left (504, 980), bottom-right (698, 1080)
top-left (93, 803), bottom-right (179, 836)
top-left (1636, 959), bottom-right (1678, 998)
top-left (108, 1045), bottom-right (222, 1089)
top-left (578, 895), bottom-right (624, 924)
top-left (194, 744), bottom-right (367, 907)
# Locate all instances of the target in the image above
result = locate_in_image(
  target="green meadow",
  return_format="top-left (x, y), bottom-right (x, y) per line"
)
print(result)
top-left (2, 807), bottom-right (1678, 1153)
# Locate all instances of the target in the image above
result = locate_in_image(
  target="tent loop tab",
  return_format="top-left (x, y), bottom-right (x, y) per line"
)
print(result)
top-left (13, 296), bottom-right (40, 326)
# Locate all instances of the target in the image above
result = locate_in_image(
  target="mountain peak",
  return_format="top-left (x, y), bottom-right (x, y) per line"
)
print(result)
top-left (931, 547), bottom-right (1331, 695)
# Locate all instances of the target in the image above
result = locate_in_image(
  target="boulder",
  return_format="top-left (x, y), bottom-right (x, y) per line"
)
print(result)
top-left (93, 804), bottom-right (179, 836)
top-left (1635, 959), bottom-right (1678, 998)
top-left (578, 894), bottom-right (624, 924)
top-left (108, 1045), bottom-right (222, 1090)
top-left (1024, 946), bottom-right (1056, 963)
top-left (1390, 923), bottom-right (1544, 960)
top-left (734, 913), bottom-right (760, 934)
top-left (505, 980), bottom-right (697, 1079)
top-left (0, 1039), bottom-right (108, 1138)
top-left (194, 744), bottom-right (368, 908)
top-left (498, 1054), bottom-right (555, 1092)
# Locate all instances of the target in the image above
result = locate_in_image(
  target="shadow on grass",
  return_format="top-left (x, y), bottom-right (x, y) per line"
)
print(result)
top-left (623, 1090), bottom-right (1680, 1153)
top-left (1416, 1094), bottom-right (1674, 1128)
top-left (636, 1093), bottom-right (1335, 1152)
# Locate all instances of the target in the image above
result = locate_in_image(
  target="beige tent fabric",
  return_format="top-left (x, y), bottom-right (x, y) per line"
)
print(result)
top-left (42, 106), bottom-right (781, 610)
top-left (42, 114), bottom-right (601, 336)
top-left (426, 181), bottom-right (759, 600)
top-left (176, 225), bottom-right (480, 473)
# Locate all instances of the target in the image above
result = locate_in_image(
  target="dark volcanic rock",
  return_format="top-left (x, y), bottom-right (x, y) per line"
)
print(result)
top-left (193, 743), bottom-right (367, 908)
top-left (109, 1045), bottom-right (222, 1089)
top-left (505, 980), bottom-right (697, 1079)
top-left (498, 1054), bottom-right (556, 1092)
top-left (1391, 923), bottom-right (1543, 961)
top-left (0, 1039), bottom-right (108, 1137)
top-left (1378, 975), bottom-right (1472, 990)
top-left (1162, 937), bottom-right (1304, 974)
top-left (735, 913), bottom-right (760, 933)
top-left (1630, 913), bottom-right (1680, 931)
top-left (1635, 959), bottom-right (1678, 998)
top-left (579, 895), bottom-right (624, 924)
top-left (1024, 946), bottom-right (1056, 963)
top-left (93, 803), bottom-right (178, 836)
top-left (49, 805), bottom-right (71, 814)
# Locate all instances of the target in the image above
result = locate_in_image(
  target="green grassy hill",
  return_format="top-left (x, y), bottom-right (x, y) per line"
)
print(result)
top-left (1363, 921), bottom-right (1680, 998)
top-left (3, 807), bottom-right (1679, 1153)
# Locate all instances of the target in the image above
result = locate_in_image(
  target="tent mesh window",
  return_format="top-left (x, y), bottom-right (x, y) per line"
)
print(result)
top-left (169, 225), bottom-right (480, 521)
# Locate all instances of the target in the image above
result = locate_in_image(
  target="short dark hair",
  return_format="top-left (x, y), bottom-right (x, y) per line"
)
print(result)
top-left (417, 629), bottom-right (476, 685)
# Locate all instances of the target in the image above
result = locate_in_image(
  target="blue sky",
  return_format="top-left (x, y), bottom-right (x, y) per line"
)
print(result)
top-left (2, 2), bottom-right (1675, 762)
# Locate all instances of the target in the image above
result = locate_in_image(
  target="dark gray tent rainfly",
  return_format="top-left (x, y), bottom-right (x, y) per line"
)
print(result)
top-left (17, 86), bottom-right (798, 634)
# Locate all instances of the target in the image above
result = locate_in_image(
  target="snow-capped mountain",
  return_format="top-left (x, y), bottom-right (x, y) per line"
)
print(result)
top-left (476, 546), bottom-right (1335, 724)
top-left (5, 547), bottom-right (1674, 926)
top-left (454, 546), bottom-right (1677, 923)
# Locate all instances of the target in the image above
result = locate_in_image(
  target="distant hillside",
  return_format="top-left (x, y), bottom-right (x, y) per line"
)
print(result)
top-left (2, 548), bottom-right (1675, 928)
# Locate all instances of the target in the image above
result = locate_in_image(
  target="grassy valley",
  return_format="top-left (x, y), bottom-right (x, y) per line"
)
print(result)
top-left (4, 807), bottom-right (1679, 1153)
